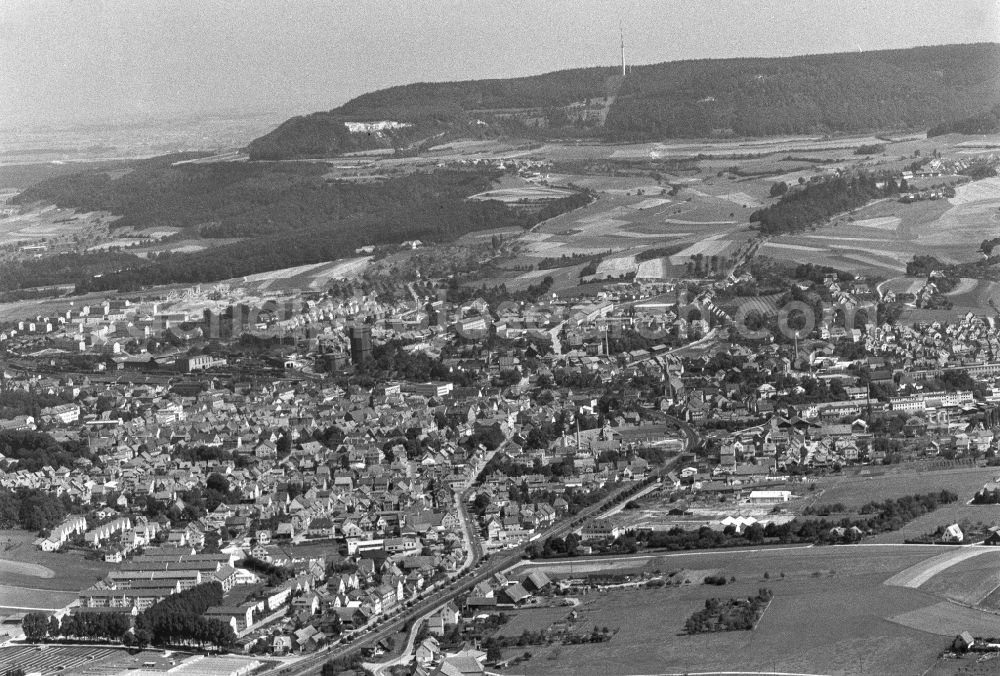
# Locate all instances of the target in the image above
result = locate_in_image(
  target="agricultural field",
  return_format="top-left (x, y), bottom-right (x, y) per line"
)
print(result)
top-left (594, 255), bottom-right (637, 278)
top-left (0, 205), bottom-right (112, 250)
top-left (506, 545), bottom-right (957, 676)
top-left (762, 173), bottom-right (1000, 278)
top-left (906, 549), bottom-right (1000, 607)
top-left (469, 184), bottom-right (578, 205)
top-left (598, 134), bottom-right (890, 161)
top-left (486, 170), bottom-right (754, 295)
top-left (232, 256), bottom-right (372, 292)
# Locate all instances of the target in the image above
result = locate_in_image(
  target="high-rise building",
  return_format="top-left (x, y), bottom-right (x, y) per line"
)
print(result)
top-left (348, 324), bottom-right (372, 364)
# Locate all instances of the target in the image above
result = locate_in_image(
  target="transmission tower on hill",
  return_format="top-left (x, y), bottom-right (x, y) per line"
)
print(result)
top-left (620, 22), bottom-right (626, 77)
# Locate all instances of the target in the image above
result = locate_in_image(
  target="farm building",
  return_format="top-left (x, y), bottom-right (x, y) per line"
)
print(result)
top-left (954, 631), bottom-right (975, 652)
top-left (942, 523), bottom-right (964, 543)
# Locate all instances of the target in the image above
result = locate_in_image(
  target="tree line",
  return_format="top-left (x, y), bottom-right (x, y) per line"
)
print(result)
top-left (684, 589), bottom-right (773, 634)
top-left (22, 583), bottom-right (236, 649)
top-left (22, 611), bottom-right (130, 643)
top-left (609, 490), bottom-right (960, 551)
top-left (133, 582), bottom-right (236, 649)
top-left (240, 556), bottom-right (295, 586)
top-left (750, 174), bottom-right (890, 235)
top-left (0, 429), bottom-right (95, 473)
top-left (928, 103), bottom-right (1000, 137)
top-left (0, 487), bottom-right (78, 531)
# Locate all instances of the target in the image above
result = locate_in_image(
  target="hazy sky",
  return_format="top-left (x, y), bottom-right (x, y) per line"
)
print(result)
top-left (2, 0), bottom-right (998, 127)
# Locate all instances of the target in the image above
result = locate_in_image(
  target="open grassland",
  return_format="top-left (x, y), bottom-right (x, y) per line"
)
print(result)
top-left (594, 255), bottom-right (636, 277)
top-left (0, 585), bottom-right (78, 611)
top-left (630, 197), bottom-right (672, 210)
top-left (945, 278), bottom-right (1000, 309)
top-left (636, 258), bottom-right (667, 280)
top-left (879, 275), bottom-right (927, 296)
top-left (798, 467), bottom-right (1000, 545)
top-left (918, 200), bottom-right (1000, 247)
top-left (851, 216), bottom-right (901, 230)
top-left (807, 466), bottom-right (990, 510)
top-left (508, 545), bottom-right (948, 676)
top-left (889, 601), bottom-right (1000, 637)
top-left (132, 237), bottom-right (242, 258)
top-left (667, 234), bottom-right (733, 264)
top-left (717, 191), bottom-right (764, 209)
top-left (870, 502), bottom-right (1000, 545)
top-left (0, 558), bottom-right (54, 578)
top-left (0, 529), bottom-right (112, 594)
top-left (495, 606), bottom-right (579, 639)
top-left (884, 547), bottom-right (996, 590)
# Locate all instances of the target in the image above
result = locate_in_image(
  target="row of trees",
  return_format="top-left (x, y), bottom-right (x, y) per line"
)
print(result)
top-left (22, 611), bottom-right (130, 642)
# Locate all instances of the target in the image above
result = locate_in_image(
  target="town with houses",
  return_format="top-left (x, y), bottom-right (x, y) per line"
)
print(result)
top-left (4, 24), bottom-right (1000, 676)
top-left (5, 241), bottom-right (1000, 676)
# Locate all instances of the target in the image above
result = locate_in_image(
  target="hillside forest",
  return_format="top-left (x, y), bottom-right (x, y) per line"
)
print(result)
top-left (10, 160), bottom-right (590, 293)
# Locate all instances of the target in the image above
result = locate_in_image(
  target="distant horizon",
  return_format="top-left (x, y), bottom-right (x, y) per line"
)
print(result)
top-left (3, 0), bottom-right (997, 128)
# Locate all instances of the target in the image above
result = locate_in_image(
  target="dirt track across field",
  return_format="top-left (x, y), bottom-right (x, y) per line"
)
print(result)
top-left (883, 546), bottom-right (992, 588)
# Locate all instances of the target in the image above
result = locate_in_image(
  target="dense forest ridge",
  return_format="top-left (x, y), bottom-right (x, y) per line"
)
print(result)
top-left (248, 43), bottom-right (1000, 160)
top-left (8, 162), bottom-right (591, 293)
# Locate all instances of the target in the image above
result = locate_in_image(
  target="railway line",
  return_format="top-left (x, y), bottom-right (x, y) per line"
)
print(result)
top-left (265, 415), bottom-right (698, 676)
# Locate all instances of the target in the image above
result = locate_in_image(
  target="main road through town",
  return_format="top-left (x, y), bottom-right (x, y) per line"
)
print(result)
top-left (265, 416), bottom-right (698, 676)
